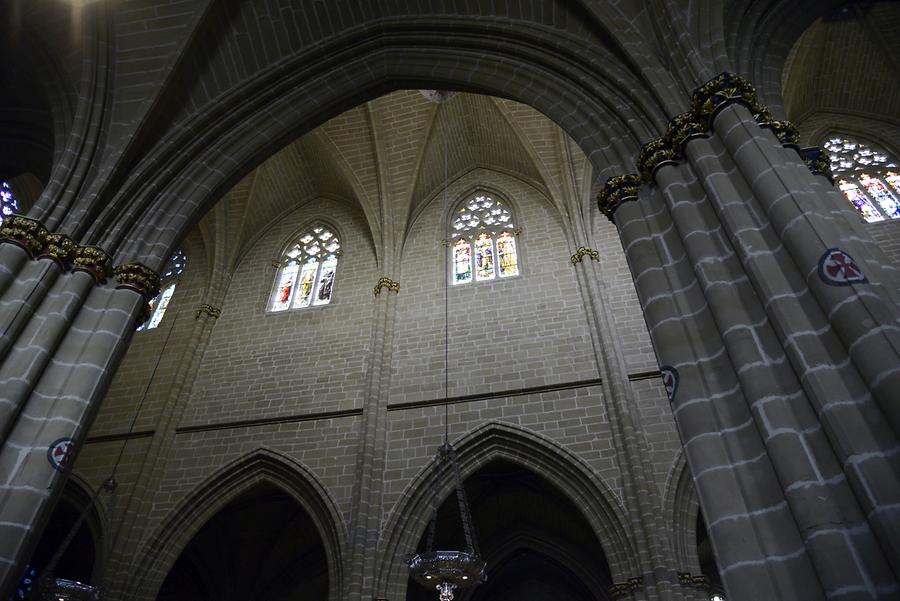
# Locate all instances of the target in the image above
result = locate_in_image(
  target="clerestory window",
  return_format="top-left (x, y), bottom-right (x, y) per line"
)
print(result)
top-left (449, 193), bottom-right (520, 285)
top-left (269, 224), bottom-right (340, 312)
top-left (139, 250), bottom-right (186, 331)
top-left (823, 136), bottom-right (900, 223)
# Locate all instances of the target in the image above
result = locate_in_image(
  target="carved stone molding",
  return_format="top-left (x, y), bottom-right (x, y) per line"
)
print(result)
top-left (196, 304), bottom-right (222, 319)
top-left (597, 174), bottom-right (641, 221)
top-left (37, 233), bottom-right (78, 268)
top-left (72, 246), bottom-right (113, 283)
top-left (691, 71), bottom-right (758, 122)
top-left (0, 215), bottom-right (49, 257)
top-left (570, 246), bottom-right (600, 265)
top-left (114, 262), bottom-right (161, 300)
top-left (608, 576), bottom-right (643, 599)
top-left (677, 572), bottom-right (710, 590)
top-left (373, 277), bottom-right (400, 296)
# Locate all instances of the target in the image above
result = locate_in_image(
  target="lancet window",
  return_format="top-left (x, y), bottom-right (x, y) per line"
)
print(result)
top-left (139, 250), bottom-right (186, 331)
top-left (0, 181), bottom-right (19, 227)
top-left (269, 225), bottom-right (340, 312)
top-left (823, 137), bottom-right (900, 223)
top-left (450, 194), bottom-right (519, 284)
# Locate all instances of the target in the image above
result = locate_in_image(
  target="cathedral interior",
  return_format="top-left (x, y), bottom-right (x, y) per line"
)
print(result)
top-left (1, 1), bottom-right (900, 601)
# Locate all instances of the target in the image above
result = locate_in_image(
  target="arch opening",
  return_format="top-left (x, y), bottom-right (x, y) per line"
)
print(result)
top-left (406, 459), bottom-right (613, 601)
top-left (155, 482), bottom-right (328, 601)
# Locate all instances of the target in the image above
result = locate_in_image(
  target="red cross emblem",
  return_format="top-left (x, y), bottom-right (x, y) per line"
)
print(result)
top-left (818, 249), bottom-right (866, 286)
top-left (660, 366), bottom-right (679, 402)
top-left (47, 438), bottom-right (75, 471)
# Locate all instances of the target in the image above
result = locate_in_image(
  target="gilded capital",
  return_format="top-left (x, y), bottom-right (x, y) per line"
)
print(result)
top-left (0, 215), bottom-right (49, 257)
top-left (114, 262), bottom-right (162, 301)
top-left (690, 72), bottom-right (757, 121)
top-left (637, 138), bottom-right (677, 182)
top-left (677, 572), bottom-right (711, 589)
top-left (373, 276), bottom-right (400, 296)
top-left (597, 174), bottom-right (641, 221)
top-left (73, 246), bottom-right (113, 283)
top-left (799, 147), bottom-right (834, 183)
top-left (196, 304), bottom-right (222, 319)
top-left (609, 576), bottom-right (643, 599)
top-left (665, 111), bottom-right (708, 150)
top-left (570, 246), bottom-right (600, 265)
top-left (37, 233), bottom-right (78, 267)
top-left (762, 119), bottom-right (800, 148)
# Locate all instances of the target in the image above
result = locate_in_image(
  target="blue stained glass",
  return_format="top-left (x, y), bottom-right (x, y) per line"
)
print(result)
top-left (0, 181), bottom-right (20, 227)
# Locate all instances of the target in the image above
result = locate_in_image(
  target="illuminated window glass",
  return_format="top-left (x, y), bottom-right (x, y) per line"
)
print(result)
top-left (139, 250), bottom-right (186, 331)
top-left (269, 225), bottom-right (340, 312)
top-left (449, 194), bottom-right (519, 285)
top-left (823, 137), bottom-right (900, 221)
top-left (0, 181), bottom-right (20, 227)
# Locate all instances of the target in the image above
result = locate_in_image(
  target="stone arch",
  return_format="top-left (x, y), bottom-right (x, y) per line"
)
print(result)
top-left (53, 473), bottom-right (108, 584)
top-left (69, 15), bottom-right (680, 268)
top-left (125, 447), bottom-right (347, 601)
top-left (661, 451), bottom-right (701, 574)
top-left (374, 421), bottom-right (636, 600)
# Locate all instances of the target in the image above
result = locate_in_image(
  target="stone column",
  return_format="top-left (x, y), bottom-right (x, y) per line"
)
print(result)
top-left (348, 276), bottom-right (399, 600)
top-left (570, 241), bottom-right (682, 601)
top-left (600, 72), bottom-right (900, 600)
top-left (0, 231), bottom-right (158, 599)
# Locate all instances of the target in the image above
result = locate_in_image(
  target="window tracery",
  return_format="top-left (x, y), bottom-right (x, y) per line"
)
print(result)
top-left (0, 181), bottom-right (19, 227)
top-left (450, 194), bottom-right (519, 284)
top-left (823, 137), bottom-right (900, 222)
top-left (139, 250), bottom-right (186, 331)
top-left (269, 225), bottom-right (340, 312)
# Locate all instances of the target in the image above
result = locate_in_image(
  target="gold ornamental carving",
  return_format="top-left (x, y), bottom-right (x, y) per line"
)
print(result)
top-left (597, 174), bottom-right (641, 221)
top-left (73, 246), bottom-right (113, 283)
top-left (570, 246), bottom-right (600, 265)
top-left (37, 233), bottom-right (78, 267)
top-left (608, 576), bottom-right (643, 599)
top-left (114, 262), bottom-right (162, 300)
top-left (800, 147), bottom-right (834, 183)
top-left (373, 277), bottom-right (400, 296)
top-left (677, 572), bottom-right (710, 589)
top-left (0, 215), bottom-right (49, 257)
top-left (196, 304), bottom-right (222, 319)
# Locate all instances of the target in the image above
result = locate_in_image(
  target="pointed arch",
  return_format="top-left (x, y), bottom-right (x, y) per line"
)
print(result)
top-left (125, 448), bottom-right (347, 601)
top-left (374, 421), bottom-right (636, 599)
top-left (661, 451), bottom-right (701, 574)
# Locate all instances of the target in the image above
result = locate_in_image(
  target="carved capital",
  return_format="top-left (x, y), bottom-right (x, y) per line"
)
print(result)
top-left (677, 572), bottom-right (710, 589)
top-left (37, 233), bottom-right (78, 267)
top-left (196, 303), bottom-right (222, 319)
top-left (597, 174), bottom-right (641, 221)
top-left (637, 138), bottom-right (678, 182)
top-left (73, 246), bottom-right (113, 283)
top-left (0, 215), bottom-right (49, 257)
top-left (665, 111), bottom-right (708, 150)
top-left (609, 576), bottom-right (643, 599)
top-left (690, 72), bottom-right (757, 121)
top-left (799, 147), bottom-right (834, 183)
top-left (761, 119), bottom-right (800, 148)
top-left (570, 246), bottom-right (600, 265)
top-left (114, 262), bottom-right (161, 301)
top-left (374, 277), bottom-right (400, 296)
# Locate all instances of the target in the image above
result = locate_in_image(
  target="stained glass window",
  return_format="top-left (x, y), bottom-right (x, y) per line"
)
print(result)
top-left (1, 181), bottom-right (20, 227)
top-left (139, 250), bottom-right (186, 331)
top-left (449, 194), bottom-right (519, 285)
top-left (823, 136), bottom-right (900, 222)
top-left (269, 225), bottom-right (340, 312)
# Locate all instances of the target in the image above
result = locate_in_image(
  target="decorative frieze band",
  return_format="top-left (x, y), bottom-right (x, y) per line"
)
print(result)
top-left (608, 576), bottom-right (643, 599)
top-left (373, 276), bottom-right (400, 296)
top-left (570, 246), bottom-right (600, 265)
top-left (597, 72), bottom-right (821, 221)
top-left (799, 147), bottom-right (835, 183)
top-left (196, 304), bottom-right (222, 319)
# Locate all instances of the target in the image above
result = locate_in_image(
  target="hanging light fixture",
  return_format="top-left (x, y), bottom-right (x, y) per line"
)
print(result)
top-left (408, 93), bottom-right (486, 601)
top-left (408, 443), bottom-right (486, 601)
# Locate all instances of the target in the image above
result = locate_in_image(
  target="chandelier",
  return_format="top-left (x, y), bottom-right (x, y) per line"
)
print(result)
top-left (408, 443), bottom-right (486, 601)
